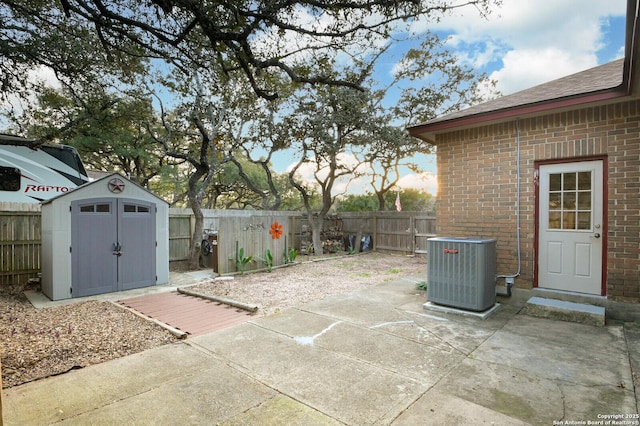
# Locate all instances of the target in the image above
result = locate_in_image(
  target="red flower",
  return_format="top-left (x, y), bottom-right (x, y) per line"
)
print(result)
top-left (269, 221), bottom-right (283, 239)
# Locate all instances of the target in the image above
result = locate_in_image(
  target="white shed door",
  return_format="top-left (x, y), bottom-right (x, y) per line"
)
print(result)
top-left (72, 198), bottom-right (156, 297)
top-left (538, 161), bottom-right (603, 295)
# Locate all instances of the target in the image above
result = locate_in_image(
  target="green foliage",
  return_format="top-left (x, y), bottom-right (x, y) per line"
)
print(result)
top-left (235, 247), bottom-right (253, 273)
top-left (336, 193), bottom-right (380, 212)
top-left (288, 248), bottom-right (298, 263)
top-left (20, 85), bottom-right (168, 189)
top-left (210, 158), bottom-right (305, 210)
top-left (259, 249), bottom-right (274, 272)
top-left (283, 247), bottom-right (298, 264)
top-left (336, 189), bottom-right (435, 212)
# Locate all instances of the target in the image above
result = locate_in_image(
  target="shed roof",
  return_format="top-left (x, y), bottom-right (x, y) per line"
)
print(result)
top-left (41, 172), bottom-right (168, 205)
top-left (408, 0), bottom-right (640, 143)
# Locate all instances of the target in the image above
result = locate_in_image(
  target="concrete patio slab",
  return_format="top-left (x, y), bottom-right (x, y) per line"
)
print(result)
top-left (219, 394), bottom-right (342, 426)
top-left (3, 274), bottom-right (639, 425)
top-left (63, 357), bottom-right (276, 425)
top-left (392, 391), bottom-right (531, 425)
top-left (191, 321), bottom-right (432, 425)
top-left (473, 315), bottom-right (632, 386)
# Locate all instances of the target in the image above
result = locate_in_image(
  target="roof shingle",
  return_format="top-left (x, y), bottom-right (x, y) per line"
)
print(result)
top-left (419, 59), bottom-right (624, 126)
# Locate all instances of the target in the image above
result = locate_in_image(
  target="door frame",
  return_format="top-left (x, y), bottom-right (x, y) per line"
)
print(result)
top-left (534, 155), bottom-right (608, 295)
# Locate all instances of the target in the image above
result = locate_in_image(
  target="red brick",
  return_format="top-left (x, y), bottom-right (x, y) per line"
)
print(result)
top-left (434, 99), bottom-right (640, 299)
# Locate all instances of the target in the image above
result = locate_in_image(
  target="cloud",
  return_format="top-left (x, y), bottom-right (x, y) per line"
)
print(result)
top-left (284, 152), bottom-right (439, 196)
top-left (250, 5), bottom-right (391, 70)
top-left (397, 171), bottom-right (437, 196)
top-left (1, 66), bottom-right (62, 130)
top-left (409, 0), bottom-right (626, 95)
top-left (487, 48), bottom-right (596, 95)
top-left (29, 66), bottom-right (62, 89)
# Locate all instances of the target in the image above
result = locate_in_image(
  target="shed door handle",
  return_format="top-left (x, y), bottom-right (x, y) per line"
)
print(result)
top-left (113, 242), bottom-right (122, 255)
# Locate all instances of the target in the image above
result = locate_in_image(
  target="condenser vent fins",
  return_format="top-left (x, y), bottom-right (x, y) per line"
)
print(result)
top-left (427, 237), bottom-right (497, 312)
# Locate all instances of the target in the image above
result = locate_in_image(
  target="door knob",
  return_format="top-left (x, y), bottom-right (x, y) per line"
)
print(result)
top-left (594, 233), bottom-right (601, 238)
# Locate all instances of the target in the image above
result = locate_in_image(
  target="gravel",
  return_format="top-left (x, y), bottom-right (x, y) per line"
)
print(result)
top-left (1, 252), bottom-right (426, 389)
top-left (188, 252), bottom-right (426, 316)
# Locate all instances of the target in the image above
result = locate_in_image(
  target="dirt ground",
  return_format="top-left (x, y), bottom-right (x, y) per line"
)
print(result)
top-left (1, 252), bottom-right (426, 389)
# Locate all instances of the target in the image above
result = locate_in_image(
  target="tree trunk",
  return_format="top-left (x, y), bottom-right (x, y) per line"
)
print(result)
top-left (186, 167), bottom-right (207, 270)
top-left (189, 200), bottom-right (205, 270)
top-left (309, 216), bottom-right (324, 256)
top-left (376, 191), bottom-right (386, 211)
top-left (354, 220), bottom-right (365, 252)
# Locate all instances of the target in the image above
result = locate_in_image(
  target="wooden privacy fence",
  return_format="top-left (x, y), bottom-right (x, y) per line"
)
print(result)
top-left (338, 212), bottom-right (437, 255)
top-left (0, 205), bottom-right (436, 284)
top-left (171, 210), bottom-right (436, 274)
top-left (0, 203), bottom-right (42, 286)
top-left (168, 209), bottom-right (300, 268)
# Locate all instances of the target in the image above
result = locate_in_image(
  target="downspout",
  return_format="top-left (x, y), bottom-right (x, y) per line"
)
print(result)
top-left (496, 119), bottom-right (522, 297)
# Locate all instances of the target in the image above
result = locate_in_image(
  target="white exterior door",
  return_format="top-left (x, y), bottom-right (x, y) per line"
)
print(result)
top-left (538, 160), bottom-right (604, 295)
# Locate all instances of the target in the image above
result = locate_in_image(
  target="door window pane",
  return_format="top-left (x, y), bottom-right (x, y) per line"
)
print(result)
top-left (548, 170), bottom-right (593, 231)
top-left (563, 211), bottom-right (576, 230)
top-left (80, 204), bottom-right (110, 213)
top-left (578, 192), bottom-right (591, 210)
top-left (124, 204), bottom-right (150, 213)
top-left (563, 193), bottom-right (576, 209)
top-left (577, 212), bottom-right (591, 230)
top-left (563, 173), bottom-right (576, 190)
top-left (578, 172), bottom-right (591, 190)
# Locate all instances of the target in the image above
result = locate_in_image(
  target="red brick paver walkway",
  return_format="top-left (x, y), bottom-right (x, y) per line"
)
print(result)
top-left (118, 291), bottom-right (255, 337)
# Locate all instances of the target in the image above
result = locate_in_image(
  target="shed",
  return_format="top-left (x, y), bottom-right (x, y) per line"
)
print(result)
top-left (41, 173), bottom-right (169, 301)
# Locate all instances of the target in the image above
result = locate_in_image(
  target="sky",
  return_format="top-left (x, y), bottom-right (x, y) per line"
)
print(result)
top-left (286, 0), bottom-right (627, 198)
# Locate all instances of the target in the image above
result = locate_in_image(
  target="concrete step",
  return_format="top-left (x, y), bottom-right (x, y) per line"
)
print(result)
top-left (523, 296), bottom-right (605, 327)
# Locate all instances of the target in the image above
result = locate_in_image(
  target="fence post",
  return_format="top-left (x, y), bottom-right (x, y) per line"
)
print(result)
top-left (289, 215), bottom-right (296, 254)
top-left (409, 215), bottom-right (416, 254)
top-left (373, 214), bottom-right (378, 251)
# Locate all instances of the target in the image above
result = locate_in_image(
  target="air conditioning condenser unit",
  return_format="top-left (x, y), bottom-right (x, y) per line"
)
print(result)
top-left (427, 237), bottom-right (497, 311)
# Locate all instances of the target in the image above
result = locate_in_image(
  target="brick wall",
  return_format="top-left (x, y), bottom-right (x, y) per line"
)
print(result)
top-left (434, 99), bottom-right (640, 302)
